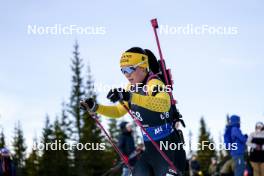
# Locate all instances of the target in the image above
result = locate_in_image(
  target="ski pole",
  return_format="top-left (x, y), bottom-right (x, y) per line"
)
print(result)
top-left (120, 102), bottom-right (178, 174)
top-left (90, 114), bottom-right (132, 171)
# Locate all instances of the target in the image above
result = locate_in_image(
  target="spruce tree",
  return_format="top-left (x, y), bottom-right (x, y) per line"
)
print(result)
top-left (196, 117), bottom-right (216, 175)
top-left (69, 41), bottom-right (85, 140)
top-left (0, 128), bottom-right (6, 148)
top-left (75, 64), bottom-right (109, 176)
top-left (52, 117), bottom-right (71, 176)
top-left (188, 130), bottom-right (193, 156)
top-left (60, 103), bottom-right (76, 176)
top-left (108, 119), bottom-right (120, 144)
top-left (85, 64), bottom-right (95, 99)
top-left (218, 131), bottom-right (224, 161)
top-left (12, 121), bottom-right (27, 176)
top-left (61, 102), bottom-right (73, 138)
top-left (39, 116), bottom-right (55, 176)
top-left (103, 119), bottom-right (120, 169)
top-left (25, 137), bottom-right (40, 176)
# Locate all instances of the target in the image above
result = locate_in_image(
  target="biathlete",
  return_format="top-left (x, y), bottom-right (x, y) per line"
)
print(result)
top-left (80, 47), bottom-right (186, 176)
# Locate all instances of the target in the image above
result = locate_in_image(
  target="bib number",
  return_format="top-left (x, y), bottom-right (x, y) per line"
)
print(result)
top-left (131, 110), bottom-right (143, 121)
top-left (160, 112), bottom-right (169, 120)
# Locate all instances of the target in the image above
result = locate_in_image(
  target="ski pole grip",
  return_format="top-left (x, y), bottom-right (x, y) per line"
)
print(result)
top-left (151, 18), bottom-right (159, 28)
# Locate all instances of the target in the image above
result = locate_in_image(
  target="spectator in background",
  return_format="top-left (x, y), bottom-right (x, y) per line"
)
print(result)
top-left (118, 121), bottom-right (136, 176)
top-left (209, 157), bottom-right (219, 176)
top-left (0, 148), bottom-right (16, 176)
top-left (244, 160), bottom-right (253, 176)
top-left (247, 122), bottom-right (264, 176)
top-left (220, 158), bottom-right (234, 176)
top-left (222, 116), bottom-right (234, 176)
top-left (229, 115), bottom-right (248, 176)
top-left (190, 155), bottom-right (202, 176)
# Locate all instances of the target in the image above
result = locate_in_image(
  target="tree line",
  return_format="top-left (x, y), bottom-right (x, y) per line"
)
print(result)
top-left (1, 41), bottom-right (120, 176)
top-left (1, 41), bottom-right (224, 176)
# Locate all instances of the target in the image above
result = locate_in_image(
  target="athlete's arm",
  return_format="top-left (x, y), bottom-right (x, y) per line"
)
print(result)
top-left (96, 102), bottom-right (128, 118)
top-left (131, 79), bottom-right (171, 112)
top-left (95, 84), bottom-right (133, 118)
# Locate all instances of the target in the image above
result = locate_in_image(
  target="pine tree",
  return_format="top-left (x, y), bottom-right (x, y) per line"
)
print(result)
top-left (0, 128), bottom-right (6, 148)
top-left (103, 119), bottom-right (120, 169)
top-left (61, 102), bottom-right (73, 139)
top-left (12, 121), bottom-right (27, 176)
top-left (69, 41), bottom-right (85, 140)
top-left (52, 117), bottom-right (71, 176)
top-left (25, 137), bottom-right (40, 176)
top-left (196, 117), bottom-right (216, 175)
top-left (108, 119), bottom-right (120, 144)
top-left (188, 130), bottom-right (193, 157)
top-left (85, 64), bottom-right (95, 99)
top-left (218, 131), bottom-right (224, 161)
top-left (67, 41), bottom-right (85, 176)
top-left (39, 116), bottom-right (55, 176)
top-left (74, 63), bottom-right (110, 176)
top-left (60, 102), bottom-right (76, 176)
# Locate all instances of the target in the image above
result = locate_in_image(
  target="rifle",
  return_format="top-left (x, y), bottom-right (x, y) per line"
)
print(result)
top-left (151, 18), bottom-right (185, 127)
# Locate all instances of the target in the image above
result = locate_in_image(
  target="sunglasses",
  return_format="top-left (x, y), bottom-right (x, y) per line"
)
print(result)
top-left (121, 61), bottom-right (145, 74)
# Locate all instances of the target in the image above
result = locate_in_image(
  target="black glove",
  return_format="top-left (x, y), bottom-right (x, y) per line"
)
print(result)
top-left (80, 98), bottom-right (98, 112)
top-left (107, 88), bottom-right (131, 103)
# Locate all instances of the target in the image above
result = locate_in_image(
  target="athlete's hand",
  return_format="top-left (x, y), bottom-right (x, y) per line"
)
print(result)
top-left (107, 88), bottom-right (131, 103)
top-left (80, 98), bottom-right (98, 112)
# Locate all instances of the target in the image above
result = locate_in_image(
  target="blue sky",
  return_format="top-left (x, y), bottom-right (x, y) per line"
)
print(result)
top-left (0, 0), bottom-right (263, 153)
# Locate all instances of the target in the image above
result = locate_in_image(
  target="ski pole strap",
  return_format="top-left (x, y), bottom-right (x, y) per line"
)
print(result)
top-left (91, 115), bottom-right (132, 171)
top-left (120, 102), bottom-right (178, 174)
